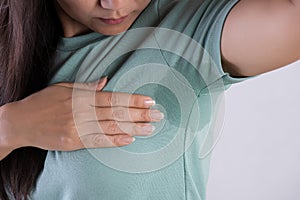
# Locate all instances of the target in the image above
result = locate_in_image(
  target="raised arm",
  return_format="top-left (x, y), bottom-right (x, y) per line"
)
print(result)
top-left (221, 0), bottom-right (300, 76)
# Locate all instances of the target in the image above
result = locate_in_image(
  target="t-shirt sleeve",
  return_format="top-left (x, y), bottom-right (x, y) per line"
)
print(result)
top-left (156, 0), bottom-right (256, 92)
top-left (198, 0), bottom-right (256, 87)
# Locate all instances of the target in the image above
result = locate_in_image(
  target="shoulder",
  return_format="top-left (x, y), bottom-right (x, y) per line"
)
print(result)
top-left (221, 0), bottom-right (300, 76)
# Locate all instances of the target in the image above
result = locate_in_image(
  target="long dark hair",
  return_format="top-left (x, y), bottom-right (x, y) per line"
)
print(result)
top-left (0, 0), bottom-right (61, 199)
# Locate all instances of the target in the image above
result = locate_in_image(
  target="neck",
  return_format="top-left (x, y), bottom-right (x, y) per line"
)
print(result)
top-left (55, 2), bottom-right (91, 37)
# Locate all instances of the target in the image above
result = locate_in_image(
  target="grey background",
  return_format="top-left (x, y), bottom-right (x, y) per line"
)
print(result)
top-left (206, 61), bottom-right (300, 200)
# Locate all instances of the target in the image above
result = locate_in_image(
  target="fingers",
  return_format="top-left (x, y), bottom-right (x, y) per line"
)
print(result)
top-left (95, 77), bottom-right (108, 91)
top-left (80, 134), bottom-right (135, 148)
top-left (92, 107), bottom-right (164, 122)
top-left (78, 121), bottom-right (155, 136)
top-left (54, 78), bottom-right (155, 109)
top-left (49, 79), bottom-right (162, 150)
top-left (93, 92), bottom-right (156, 108)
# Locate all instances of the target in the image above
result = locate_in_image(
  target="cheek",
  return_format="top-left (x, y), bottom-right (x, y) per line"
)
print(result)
top-left (57, 1), bottom-right (92, 20)
top-left (140, 0), bottom-right (151, 9)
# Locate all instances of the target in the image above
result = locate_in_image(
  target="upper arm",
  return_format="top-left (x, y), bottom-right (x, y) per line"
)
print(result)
top-left (221, 0), bottom-right (300, 76)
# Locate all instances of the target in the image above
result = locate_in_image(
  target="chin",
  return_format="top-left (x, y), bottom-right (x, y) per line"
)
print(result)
top-left (96, 24), bottom-right (132, 36)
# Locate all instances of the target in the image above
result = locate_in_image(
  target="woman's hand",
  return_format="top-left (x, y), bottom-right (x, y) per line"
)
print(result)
top-left (0, 77), bottom-right (162, 157)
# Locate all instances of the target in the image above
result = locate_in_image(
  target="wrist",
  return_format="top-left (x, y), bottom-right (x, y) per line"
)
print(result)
top-left (0, 102), bottom-right (23, 150)
top-left (0, 147), bottom-right (13, 161)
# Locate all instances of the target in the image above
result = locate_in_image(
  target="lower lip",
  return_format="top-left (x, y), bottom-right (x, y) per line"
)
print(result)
top-left (99, 16), bottom-right (128, 25)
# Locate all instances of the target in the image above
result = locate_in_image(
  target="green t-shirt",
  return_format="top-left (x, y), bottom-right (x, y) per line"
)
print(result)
top-left (31, 0), bottom-right (249, 199)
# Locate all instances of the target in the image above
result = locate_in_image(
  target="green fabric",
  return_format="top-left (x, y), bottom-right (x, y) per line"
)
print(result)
top-left (31, 0), bottom-right (249, 199)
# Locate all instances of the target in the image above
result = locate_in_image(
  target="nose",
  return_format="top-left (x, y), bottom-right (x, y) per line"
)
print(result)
top-left (100, 0), bottom-right (127, 10)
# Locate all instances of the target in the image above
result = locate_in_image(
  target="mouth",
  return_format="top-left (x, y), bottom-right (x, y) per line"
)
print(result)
top-left (99, 15), bottom-right (129, 25)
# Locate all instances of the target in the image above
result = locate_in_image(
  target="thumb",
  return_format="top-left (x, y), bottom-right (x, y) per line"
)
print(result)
top-left (55, 77), bottom-right (108, 92)
top-left (94, 77), bottom-right (108, 91)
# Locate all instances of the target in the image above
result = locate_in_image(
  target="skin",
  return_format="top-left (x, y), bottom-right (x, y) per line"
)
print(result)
top-left (0, 0), bottom-right (158, 160)
top-left (222, 0), bottom-right (300, 76)
top-left (0, 78), bottom-right (162, 160)
top-left (1, 0), bottom-right (300, 160)
top-left (56, 0), bottom-right (151, 36)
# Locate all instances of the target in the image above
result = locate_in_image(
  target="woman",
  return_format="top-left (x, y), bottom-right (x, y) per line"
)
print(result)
top-left (1, 0), bottom-right (299, 199)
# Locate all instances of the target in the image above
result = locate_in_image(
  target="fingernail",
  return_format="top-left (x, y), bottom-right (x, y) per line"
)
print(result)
top-left (99, 76), bottom-right (108, 82)
top-left (121, 136), bottom-right (135, 144)
top-left (144, 99), bottom-right (156, 106)
top-left (142, 125), bottom-right (156, 133)
top-left (97, 77), bottom-right (107, 85)
top-left (150, 110), bottom-right (164, 121)
top-left (96, 77), bottom-right (107, 91)
top-left (93, 77), bottom-right (105, 85)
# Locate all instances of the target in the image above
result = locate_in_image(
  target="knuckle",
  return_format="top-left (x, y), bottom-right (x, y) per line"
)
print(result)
top-left (92, 134), bottom-right (105, 146)
top-left (112, 136), bottom-right (119, 146)
top-left (58, 135), bottom-right (74, 149)
top-left (75, 95), bottom-right (89, 106)
top-left (132, 96), bottom-right (141, 107)
top-left (106, 121), bottom-right (118, 133)
top-left (106, 93), bottom-right (114, 105)
top-left (63, 121), bottom-right (78, 137)
top-left (132, 124), bottom-right (140, 135)
top-left (141, 110), bottom-right (149, 121)
top-left (62, 96), bottom-right (73, 108)
top-left (112, 94), bottom-right (120, 106)
top-left (113, 108), bottom-right (126, 120)
top-left (71, 125), bottom-right (80, 137)
top-left (65, 118), bottom-right (75, 129)
top-left (73, 109), bottom-right (88, 121)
